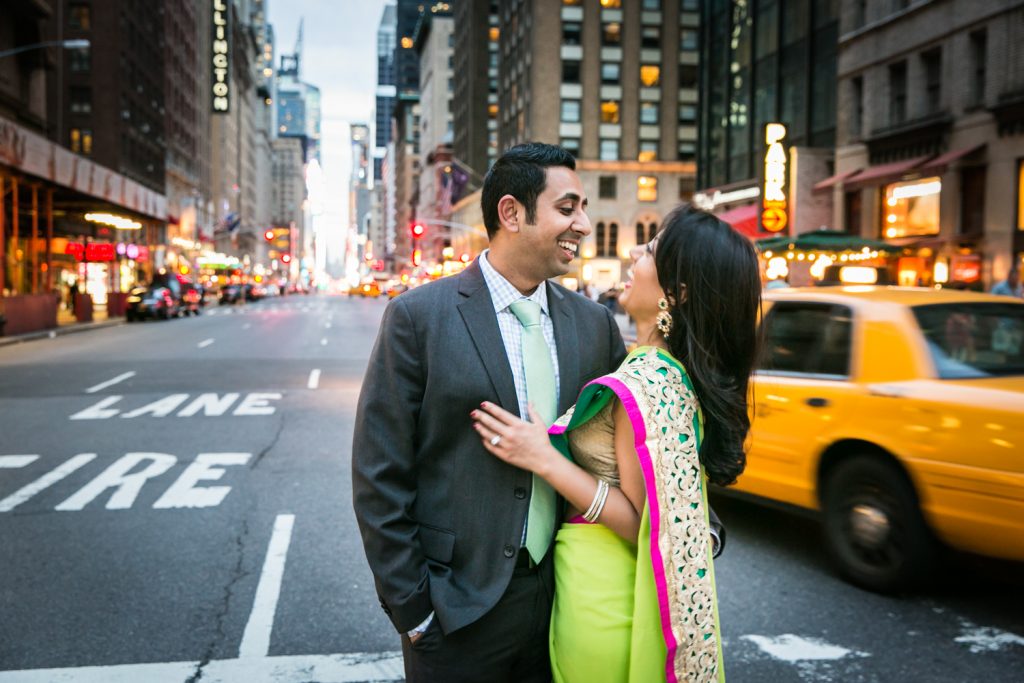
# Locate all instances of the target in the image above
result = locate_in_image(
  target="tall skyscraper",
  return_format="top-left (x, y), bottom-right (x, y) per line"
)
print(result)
top-left (453, 0), bottom-right (500, 179)
top-left (374, 3), bottom-right (397, 182)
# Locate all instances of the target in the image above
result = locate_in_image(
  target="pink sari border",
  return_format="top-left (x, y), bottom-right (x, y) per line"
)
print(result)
top-left (589, 376), bottom-right (680, 683)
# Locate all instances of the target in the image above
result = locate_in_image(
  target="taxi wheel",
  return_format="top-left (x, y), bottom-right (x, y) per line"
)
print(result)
top-left (822, 455), bottom-right (938, 593)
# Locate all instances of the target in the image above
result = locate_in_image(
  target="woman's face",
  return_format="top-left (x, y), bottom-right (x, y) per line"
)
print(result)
top-left (619, 237), bottom-right (665, 321)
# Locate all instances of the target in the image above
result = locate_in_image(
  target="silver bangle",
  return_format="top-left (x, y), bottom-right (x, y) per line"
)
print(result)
top-left (583, 479), bottom-right (610, 523)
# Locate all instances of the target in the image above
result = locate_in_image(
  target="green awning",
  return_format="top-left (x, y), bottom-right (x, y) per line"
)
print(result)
top-left (755, 229), bottom-right (902, 254)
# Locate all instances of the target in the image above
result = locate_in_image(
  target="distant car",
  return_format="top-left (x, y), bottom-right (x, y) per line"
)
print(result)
top-left (125, 284), bottom-right (180, 321)
top-left (387, 283), bottom-right (409, 299)
top-left (733, 287), bottom-right (1024, 592)
top-left (245, 283), bottom-right (266, 301)
top-left (350, 282), bottom-right (382, 298)
top-left (219, 284), bottom-right (243, 305)
top-left (178, 281), bottom-right (203, 315)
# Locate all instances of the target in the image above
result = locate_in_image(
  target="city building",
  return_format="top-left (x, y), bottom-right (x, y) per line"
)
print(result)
top-left (1, 0), bottom-right (167, 335)
top-left (500, 0), bottom-right (701, 291)
top-left (452, 0), bottom-right (501, 179)
top-left (829, 0), bottom-right (1024, 289)
top-left (348, 123), bottom-right (373, 276)
top-left (695, 0), bottom-right (840, 252)
top-left (271, 136), bottom-right (305, 284)
top-left (374, 2), bottom-right (397, 183)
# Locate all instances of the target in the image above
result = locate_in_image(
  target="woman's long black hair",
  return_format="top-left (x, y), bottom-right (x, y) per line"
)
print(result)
top-left (654, 204), bottom-right (762, 486)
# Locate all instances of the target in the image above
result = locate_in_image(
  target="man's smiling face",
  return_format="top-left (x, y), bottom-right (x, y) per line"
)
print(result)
top-left (517, 166), bottom-right (591, 281)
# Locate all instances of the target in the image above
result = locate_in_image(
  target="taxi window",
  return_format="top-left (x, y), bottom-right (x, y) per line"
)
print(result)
top-left (759, 303), bottom-right (853, 377)
top-left (912, 302), bottom-right (1024, 378)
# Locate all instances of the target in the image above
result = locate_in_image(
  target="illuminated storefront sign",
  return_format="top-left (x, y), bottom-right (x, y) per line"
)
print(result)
top-left (883, 177), bottom-right (941, 239)
top-left (761, 123), bottom-right (788, 233)
top-left (212, 0), bottom-right (231, 113)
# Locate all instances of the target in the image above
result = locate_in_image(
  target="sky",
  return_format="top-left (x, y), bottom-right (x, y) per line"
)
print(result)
top-left (267, 0), bottom-right (388, 266)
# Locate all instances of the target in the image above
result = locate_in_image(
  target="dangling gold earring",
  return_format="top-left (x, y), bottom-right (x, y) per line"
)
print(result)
top-left (656, 297), bottom-right (673, 339)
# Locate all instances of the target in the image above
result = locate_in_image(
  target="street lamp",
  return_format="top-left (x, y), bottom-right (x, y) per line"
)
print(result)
top-left (0, 39), bottom-right (90, 60)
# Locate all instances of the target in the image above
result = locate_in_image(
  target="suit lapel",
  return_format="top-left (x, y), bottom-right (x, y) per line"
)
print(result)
top-left (457, 262), bottom-right (521, 417)
top-left (547, 283), bottom-right (580, 416)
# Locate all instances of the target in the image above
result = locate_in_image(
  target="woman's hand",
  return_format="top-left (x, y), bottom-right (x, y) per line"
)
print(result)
top-left (473, 402), bottom-right (558, 476)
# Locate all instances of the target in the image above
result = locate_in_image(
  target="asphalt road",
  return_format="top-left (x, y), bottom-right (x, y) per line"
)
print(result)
top-left (0, 293), bottom-right (1020, 682)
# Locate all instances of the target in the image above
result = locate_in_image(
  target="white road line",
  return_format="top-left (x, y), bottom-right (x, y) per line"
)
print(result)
top-left (242, 323), bottom-right (252, 330)
top-left (0, 454), bottom-right (97, 512)
top-left (0, 455), bottom-right (39, 468)
top-left (197, 338), bottom-right (215, 348)
top-left (239, 514), bottom-right (295, 659)
top-left (320, 338), bottom-right (328, 346)
top-left (85, 371), bottom-right (136, 394)
top-left (307, 369), bottom-right (321, 389)
top-left (0, 652), bottom-right (405, 683)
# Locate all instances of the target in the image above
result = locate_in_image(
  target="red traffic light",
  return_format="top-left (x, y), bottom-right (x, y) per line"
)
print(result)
top-left (281, 254), bottom-right (292, 264)
top-left (411, 223), bottom-right (425, 238)
top-left (264, 229), bottom-right (275, 242)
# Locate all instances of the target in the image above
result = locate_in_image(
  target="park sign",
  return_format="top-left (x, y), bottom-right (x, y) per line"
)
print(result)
top-left (761, 123), bottom-right (788, 233)
top-left (212, 0), bottom-right (231, 113)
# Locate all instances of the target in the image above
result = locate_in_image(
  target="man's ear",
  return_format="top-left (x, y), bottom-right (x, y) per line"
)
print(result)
top-left (497, 194), bottom-right (521, 234)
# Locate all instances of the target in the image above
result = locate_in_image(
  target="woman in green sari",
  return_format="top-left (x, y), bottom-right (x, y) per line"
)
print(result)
top-left (473, 205), bottom-right (762, 683)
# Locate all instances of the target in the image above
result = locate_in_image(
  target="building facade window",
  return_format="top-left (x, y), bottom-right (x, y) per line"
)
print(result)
top-left (642, 27), bottom-right (661, 50)
top-left (640, 102), bottom-right (659, 124)
top-left (642, 0), bottom-right (662, 9)
top-left (970, 30), bottom-right (987, 107)
top-left (601, 62), bottom-right (621, 84)
top-left (678, 64), bottom-right (697, 89)
top-left (70, 128), bottom-right (92, 155)
top-left (922, 48), bottom-right (942, 114)
top-left (637, 176), bottom-right (658, 202)
top-left (69, 47), bottom-right (90, 72)
top-left (678, 104), bottom-right (696, 124)
top-left (560, 138), bottom-right (581, 155)
top-left (600, 100), bottom-right (620, 123)
top-left (638, 140), bottom-right (658, 162)
top-left (69, 4), bottom-right (90, 30)
top-left (851, 76), bottom-right (863, 139)
top-left (599, 176), bottom-right (617, 199)
top-left (889, 61), bottom-right (907, 126)
top-left (599, 139), bottom-right (619, 161)
top-left (640, 64), bottom-right (660, 87)
top-left (960, 167), bottom-right (986, 235)
top-left (680, 28), bottom-right (698, 51)
top-left (562, 22), bottom-right (582, 46)
top-left (562, 60), bottom-right (581, 83)
top-left (678, 176), bottom-right (695, 199)
top-left (882, 177), bottom-right (941, 238)
top-left (677, 141), bottom-right (696, 160)
top-left (561, 99), bottom-right (581, 122)
top-left (70, 87), bottom-right (91, 114)
top-left (602, 22), bottom-right (622, 46)
top-left (600, 0), bottom-right (622, 7)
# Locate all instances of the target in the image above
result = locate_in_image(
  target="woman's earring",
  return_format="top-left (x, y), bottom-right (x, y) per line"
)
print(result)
top-left (656, 297), bottom-right (673, 339)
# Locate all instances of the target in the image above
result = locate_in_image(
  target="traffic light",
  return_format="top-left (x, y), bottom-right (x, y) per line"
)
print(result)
top-left (412, 249), bottom-right (422, 267)
top-left (281, 254), bottom-right (292, 264)
top-left (411, 223), bottom-right (425, 239)
top-left (264, 229), bottom-right (275, 242)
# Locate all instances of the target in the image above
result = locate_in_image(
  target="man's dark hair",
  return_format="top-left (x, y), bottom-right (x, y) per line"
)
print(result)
top-left (481, 142), bottom-right (576, 238)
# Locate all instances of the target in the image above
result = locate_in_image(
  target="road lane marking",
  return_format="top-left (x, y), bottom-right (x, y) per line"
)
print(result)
top-left (198, 338), bottom-right (215, 348)
top-left (153, 453), bottom-right (251, 509)
top-left (85, 371), bottom-right (136, 394)
top-left (56, 453), bottom-right (176, 511)
top-left (0, 455), bottom-right (39, 468)
top-left (307, 369), bottom-right (321, 389)
top-left (320, 338), bottom-right (328, 346)
top-left (0, 454), bottom-right (97, 512)
top-left (0, 652), bottom-right (405, 682)
top-left (242, 323), bottom-right (252, 329)
top-left (239, 514), bottom-right (295, 658)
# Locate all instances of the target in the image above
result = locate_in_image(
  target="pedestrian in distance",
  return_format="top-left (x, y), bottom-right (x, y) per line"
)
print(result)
top-left (473, 205), bottom-right (762, 682)
top-left (991, 264), bottom-right (1023, 298)
top-left (352, 143), bottom-right (724, 683)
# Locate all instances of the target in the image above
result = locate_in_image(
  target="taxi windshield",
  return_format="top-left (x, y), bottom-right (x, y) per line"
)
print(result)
top-left (913, 302), bottom-right (1024, 378)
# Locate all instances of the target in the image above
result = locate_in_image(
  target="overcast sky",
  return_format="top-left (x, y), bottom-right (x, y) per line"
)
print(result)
top-left (267, 0), bottom-right (388, 261)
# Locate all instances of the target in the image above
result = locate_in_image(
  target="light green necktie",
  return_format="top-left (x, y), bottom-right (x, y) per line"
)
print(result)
top-left (509, 300), bottom-right (557, 563)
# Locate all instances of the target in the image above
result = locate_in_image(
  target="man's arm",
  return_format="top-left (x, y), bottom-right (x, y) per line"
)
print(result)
top-left (351, 297), bottom-right (433, 633)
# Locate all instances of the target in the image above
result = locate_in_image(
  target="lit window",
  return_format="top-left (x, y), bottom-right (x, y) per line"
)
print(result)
top-left (637, 176), bottom-right (658, 202)
top-left (882, 177), bottom-right (941, 238)
top-left (70, 128), bottom-right (81, 153)
top-left (82, 130), bottom-right (93, 155)
top-left (638, 141), bottom-right (658, 162)
top-left (640, 65), bottom-right (661, 87)
top-left (600, 100), bottom-right (620, 123)
top-left (600, 0), bottom-right (622, 7)
top-left (489, 27), bottom-right (500, 41)
top-left (488, 103), bottom-right (498, 117)
top-left (600, 139), bottom-right (619, 161)
top-left (602, 22), bottom-right (621, 46)
top-left (69, 4), bottom-right (90, 30)
top-left (563, 0), bottom-right (582, 4)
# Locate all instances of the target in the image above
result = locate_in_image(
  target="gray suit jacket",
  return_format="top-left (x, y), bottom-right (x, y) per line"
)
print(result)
top-left (352, 260), bottom-right (627, 635)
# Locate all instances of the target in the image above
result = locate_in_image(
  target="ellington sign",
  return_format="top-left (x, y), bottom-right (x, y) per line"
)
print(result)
top-left (761, 123), bottom-right (788, 233)
top-left (212, 0), bottom-right (230, 113)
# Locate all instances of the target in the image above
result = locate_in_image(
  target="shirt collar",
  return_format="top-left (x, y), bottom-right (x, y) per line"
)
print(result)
top-left (479, 249), bottom-right (549, 316)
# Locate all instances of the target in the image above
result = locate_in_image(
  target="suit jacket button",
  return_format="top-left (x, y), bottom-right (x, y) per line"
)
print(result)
top-left (514, 486), bottom-right (526, 499)
top-left (503, 544), bottom-right (515, 558)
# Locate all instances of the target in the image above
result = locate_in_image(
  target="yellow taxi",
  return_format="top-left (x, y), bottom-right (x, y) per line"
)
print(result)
top-left (736, 286), bottom-right (1024, 591)
top-left (349, 281), bottom-right (382, 298)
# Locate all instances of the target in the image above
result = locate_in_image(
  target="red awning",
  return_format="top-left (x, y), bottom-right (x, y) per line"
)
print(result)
top-left (813, 169), bottom-right (861, 193)
top-left (716, 204), bottom-right (761, 237)
top-left (917, 144), bottom-right (985, 174)
top-left (845, 155), bottom-right (932, 188)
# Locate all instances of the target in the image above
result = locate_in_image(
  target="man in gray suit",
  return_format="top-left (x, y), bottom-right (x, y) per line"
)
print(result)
top-left (352, 143), bottom-right (721, 681)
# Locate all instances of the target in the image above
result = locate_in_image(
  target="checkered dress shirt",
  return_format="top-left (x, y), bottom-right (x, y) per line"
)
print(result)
top-left (478, 250), bottom-right (561, 418)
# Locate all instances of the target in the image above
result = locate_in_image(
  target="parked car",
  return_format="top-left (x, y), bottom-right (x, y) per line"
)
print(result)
top-left (386, 283), bottom-right (409, 299)
top-left (219, 284), bottom-right (243, 305)
top-left (733, 287), bottom-right (1024, 591)
top-left (178, 280), bottom-right (203, 316)
top-left (125, 283), bottom-right (181, 321)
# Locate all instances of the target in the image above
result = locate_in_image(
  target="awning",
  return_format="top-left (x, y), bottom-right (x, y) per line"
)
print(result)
top-left (917, 144), bottom-right (985, 175)
top-left (812, 169), bottom-right (861, 193)
top-left (844, 155), bottom-right (932, 189)
top-left (755, 229), bottom-right (903, 254)
top-left (716, 203), bottom-right (761, 238)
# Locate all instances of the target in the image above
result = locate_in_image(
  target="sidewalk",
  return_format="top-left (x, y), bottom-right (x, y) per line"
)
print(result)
top-left (0, 306), bottom-right (124, 348)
